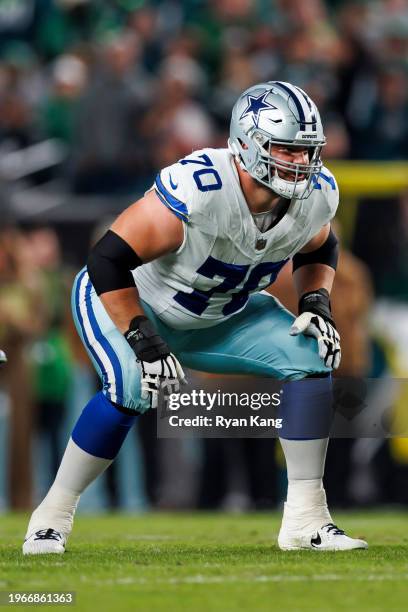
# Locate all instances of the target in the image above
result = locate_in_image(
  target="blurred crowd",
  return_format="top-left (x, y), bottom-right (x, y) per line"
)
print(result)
top-left (1, 0), bottom-right (408, 512)
top-left (0, 0), bottom-right (407, 195)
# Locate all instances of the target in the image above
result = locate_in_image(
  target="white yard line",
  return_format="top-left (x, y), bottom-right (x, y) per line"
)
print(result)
top-left (77, 573), bottom-right (408, 586)
top-left (123, 535), bottom-right (180, 541)
top-left (5, 573), bottom-right (407, 590)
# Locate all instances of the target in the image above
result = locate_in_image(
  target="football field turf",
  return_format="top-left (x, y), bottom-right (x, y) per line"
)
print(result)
top-left (1, 512), bottom-right (407, 611)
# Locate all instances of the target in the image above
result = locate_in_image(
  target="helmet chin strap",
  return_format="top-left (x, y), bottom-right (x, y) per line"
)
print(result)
top-left (252, 161), bottom-right (309, 199)
top-left (271, 175), bottom-right (308, 199)
top-left (228, 139), bottom-right (247, 171)
top-left (229, 143), bottom-right (312, 200)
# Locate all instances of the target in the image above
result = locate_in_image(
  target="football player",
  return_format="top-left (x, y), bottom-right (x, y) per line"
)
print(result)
top-left (23, 81), bottom-right (367, 554)
top-left (0, 350), bottom-right (6, 364)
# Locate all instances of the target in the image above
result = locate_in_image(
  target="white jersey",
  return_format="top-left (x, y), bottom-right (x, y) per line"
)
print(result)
top-left (134, 148), bottom-right (338, 330)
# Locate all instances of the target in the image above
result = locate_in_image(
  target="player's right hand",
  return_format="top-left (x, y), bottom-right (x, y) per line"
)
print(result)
top-left (139, 353), bottom-right (186, 409)
top-left (124, 315), bottom-right (186, 409)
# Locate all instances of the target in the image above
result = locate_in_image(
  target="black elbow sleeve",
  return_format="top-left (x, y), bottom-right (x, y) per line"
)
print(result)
top-left (87, 230), bottom-right (143, 295)
top-left (292, 228), bottom-right (339, 272)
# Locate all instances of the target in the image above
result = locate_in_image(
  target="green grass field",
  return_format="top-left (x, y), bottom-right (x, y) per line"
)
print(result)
top-left (1, 512), bottom-right (407, 611)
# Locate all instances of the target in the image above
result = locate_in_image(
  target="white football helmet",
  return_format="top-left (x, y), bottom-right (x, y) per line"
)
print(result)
top-left (228, 81), bottom-right (326, 199)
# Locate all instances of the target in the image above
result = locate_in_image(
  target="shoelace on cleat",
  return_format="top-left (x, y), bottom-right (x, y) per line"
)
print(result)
top-left (322, 523), bottom-right (345, 536)
top-left (33, 528), bottom-right (62, 542)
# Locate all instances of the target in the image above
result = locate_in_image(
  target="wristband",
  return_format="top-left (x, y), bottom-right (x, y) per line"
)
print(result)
top-left (124, 316), bottom-right (170, 363)
top-left (298, 288), bottom-right (336, 328)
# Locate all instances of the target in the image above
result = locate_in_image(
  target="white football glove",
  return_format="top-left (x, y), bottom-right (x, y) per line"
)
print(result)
top-left (124, 315), bottom-right (187, 409)
top-left (139, 353), bottom-right (186, 409)
top-left (290, 311), bottom-right (341, 369)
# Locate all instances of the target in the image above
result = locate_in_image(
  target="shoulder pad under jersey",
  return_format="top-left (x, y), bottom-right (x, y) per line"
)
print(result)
top-left (153, 148), bottom-right (227, 224)
top-left (311, 166), bottom-right (339, 223)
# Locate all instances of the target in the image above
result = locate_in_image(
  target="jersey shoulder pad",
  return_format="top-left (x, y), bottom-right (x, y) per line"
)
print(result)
top-left (153, 148), bottom-right (225, 224)
top-left (312, 166), bottom-right (339, 220)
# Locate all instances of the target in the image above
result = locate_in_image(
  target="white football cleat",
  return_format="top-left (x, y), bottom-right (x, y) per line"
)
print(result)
top-left (279, 521), bottom-right (368, 551)
top-left (23, 528), bottom-right (66, 555)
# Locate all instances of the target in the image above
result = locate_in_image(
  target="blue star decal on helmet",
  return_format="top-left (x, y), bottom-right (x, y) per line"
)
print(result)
top-left (239, 92), bottom-right (278, 127)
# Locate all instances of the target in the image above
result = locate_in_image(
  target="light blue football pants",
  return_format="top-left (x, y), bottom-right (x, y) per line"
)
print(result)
top-left (72, 267), bottom-right (329, 412)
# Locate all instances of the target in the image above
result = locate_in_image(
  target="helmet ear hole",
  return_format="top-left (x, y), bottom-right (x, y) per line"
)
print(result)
top-left (238, 138), bottom-right (248, 150)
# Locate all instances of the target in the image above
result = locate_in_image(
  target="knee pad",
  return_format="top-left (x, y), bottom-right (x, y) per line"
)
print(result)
top-left (109, 399), bottom-right (140, 416)
top-left (72, 391), bottom-right (138, 460)
top-left (278, 376), bottom-right (333, 439)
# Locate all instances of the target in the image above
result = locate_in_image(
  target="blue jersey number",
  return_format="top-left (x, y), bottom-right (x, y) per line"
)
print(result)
top-left (174, 256), bottom-right (288, 316)
top-left (312, 171), bottom-right (336, 190)
top-left (180, 154), bottom-right (222, 192)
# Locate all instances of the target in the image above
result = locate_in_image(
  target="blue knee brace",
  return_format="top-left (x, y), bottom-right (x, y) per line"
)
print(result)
top-left (278, 376), bottom-right (333, 439)
top-left (72, 391), bottom-right (137, 459)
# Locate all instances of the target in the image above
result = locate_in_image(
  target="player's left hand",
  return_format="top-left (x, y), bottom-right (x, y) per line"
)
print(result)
top-left (290, 311), bottom-right (341, 369)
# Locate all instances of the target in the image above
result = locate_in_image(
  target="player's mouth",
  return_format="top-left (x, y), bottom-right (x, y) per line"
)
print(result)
top-left (277, 170), bottom-right (306, 182)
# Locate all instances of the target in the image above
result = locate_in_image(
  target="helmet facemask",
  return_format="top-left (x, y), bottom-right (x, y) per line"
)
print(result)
top-left (249, 129), bottom-right (324, 200)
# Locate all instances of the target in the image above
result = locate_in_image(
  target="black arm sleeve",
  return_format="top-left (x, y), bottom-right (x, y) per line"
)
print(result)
top-left (87, 230), bottom-right (143, 296)
top-left (292, 228), bottom-right (339, 272)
